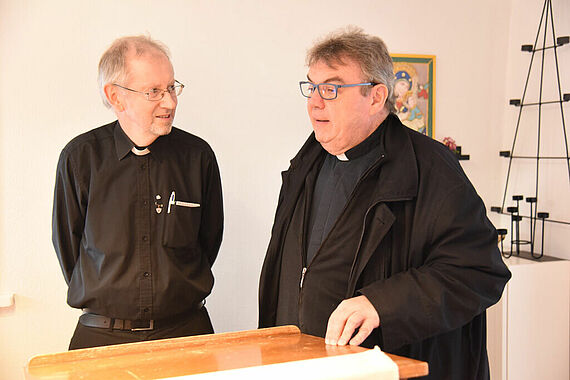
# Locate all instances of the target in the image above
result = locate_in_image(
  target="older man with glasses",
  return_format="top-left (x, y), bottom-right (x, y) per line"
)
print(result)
top-left (52, 35), bottom-right (223, 349)
top-left (259, 27), bottom-right (510, 380)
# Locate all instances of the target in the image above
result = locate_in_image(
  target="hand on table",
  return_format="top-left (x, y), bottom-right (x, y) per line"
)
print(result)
top-left (325, 295), bottom-right (380, 346)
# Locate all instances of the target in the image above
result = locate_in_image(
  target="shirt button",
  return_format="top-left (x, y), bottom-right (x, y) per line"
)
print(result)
top-left (142, 235), bottom-right (148, 242)
top-left (143, 272), bottom-right (150, 277)
top-left (143, 200), bottom-right (148, 206)
top-left (143, 307), bottom-right (150, 313)
top-left (141, 163), bottom-right (147, 170)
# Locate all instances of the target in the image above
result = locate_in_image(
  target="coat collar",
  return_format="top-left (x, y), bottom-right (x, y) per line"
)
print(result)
top-left (286, 113), bottom-right (419, 203)
top-left (370, 113), bottom-right (418, 202)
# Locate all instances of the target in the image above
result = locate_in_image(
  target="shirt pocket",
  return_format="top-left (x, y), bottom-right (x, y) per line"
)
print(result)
top-left (162, 198), bottom-right (202, 248)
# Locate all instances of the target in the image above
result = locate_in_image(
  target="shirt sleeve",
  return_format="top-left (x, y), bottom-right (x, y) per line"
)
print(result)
top-left (358, 182), bottom-right (511, 350)
top-left (199, 150), bottom-right (224, 267)
top-left (52, 149), bottom-right (87, 285)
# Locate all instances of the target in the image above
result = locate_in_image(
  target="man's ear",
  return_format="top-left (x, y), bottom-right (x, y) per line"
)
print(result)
top-left (370, 84), bottom-right (388, 115)
top-left (104, 83), bottom-right (124, 112)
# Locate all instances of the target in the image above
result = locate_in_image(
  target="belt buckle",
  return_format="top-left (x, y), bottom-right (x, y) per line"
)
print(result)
top-left (131, 320), bottom-right (154, 331)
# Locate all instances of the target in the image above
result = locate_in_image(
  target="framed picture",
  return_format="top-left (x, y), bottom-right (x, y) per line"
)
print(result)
top-left (391, 54), bottom-right (436, 137)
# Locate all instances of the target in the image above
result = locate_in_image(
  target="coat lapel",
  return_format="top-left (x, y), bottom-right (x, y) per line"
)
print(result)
top-left (259, 134), bottom-right (325, 326)
top-left (345, 114), bottom-right (420, 295)
top-left (347, 203), bottom-right (395, 296)
top-left (275, 134), bottom-right (325, 235)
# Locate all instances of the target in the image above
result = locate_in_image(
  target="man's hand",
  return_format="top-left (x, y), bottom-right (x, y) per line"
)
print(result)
top-left (325, 295), bottom-right (380, 346)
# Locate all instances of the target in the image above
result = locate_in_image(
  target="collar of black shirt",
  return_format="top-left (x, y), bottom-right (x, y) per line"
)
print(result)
top-left (341, 122), bottom-right (384, 161)
top-left (113, 121), bottom-right (169, 161)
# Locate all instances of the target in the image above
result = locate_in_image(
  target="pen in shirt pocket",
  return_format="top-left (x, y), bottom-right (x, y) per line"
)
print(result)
top-left (167, 190), bottom-right (200, 214)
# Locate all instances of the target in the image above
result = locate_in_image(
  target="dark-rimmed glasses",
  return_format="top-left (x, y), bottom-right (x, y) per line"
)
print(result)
top-left (299, 81), bottom-right (378, 100)
top-left (113, 80), bottom-right (184, 101)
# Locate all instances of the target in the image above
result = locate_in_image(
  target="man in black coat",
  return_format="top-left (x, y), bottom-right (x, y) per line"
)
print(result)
top-left (258, 27), bottom-right (510, 379)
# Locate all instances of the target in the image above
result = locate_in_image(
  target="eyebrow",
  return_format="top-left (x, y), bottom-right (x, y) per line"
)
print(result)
top-left (146, 80), bottom-right (176, 89)
top-left (307, 75), bottom-right (345, 84)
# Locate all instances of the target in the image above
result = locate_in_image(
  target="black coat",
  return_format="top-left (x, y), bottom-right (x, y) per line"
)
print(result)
top-left (259, 114), bottom-right (511, 380)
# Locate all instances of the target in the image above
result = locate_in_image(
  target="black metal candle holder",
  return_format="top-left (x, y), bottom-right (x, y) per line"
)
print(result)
top-left (494, 195), bottom-right (549, 259)
top-left (491, 0), bottom-right (569, 260)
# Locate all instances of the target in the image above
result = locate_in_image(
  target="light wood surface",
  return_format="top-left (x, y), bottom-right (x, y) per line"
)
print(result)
top-left (26, 325), bottom-right (428, 379)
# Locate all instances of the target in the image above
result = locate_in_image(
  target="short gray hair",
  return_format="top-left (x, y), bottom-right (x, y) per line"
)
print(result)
top-left (307, 26), bottom-right (395, 112)
top-left (97, 35), bottom-right (171, 108)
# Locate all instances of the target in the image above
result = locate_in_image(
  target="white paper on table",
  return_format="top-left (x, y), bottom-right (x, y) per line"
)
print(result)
top-left (164, 346), bottom-right (399, 380)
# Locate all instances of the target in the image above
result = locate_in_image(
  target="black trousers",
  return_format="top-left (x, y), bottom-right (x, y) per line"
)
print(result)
top-left (69, 306), bottom-right (214, 350)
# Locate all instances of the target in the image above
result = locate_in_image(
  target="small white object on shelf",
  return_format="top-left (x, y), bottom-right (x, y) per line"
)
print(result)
top-left (0, 293), bottom-right (14, 308)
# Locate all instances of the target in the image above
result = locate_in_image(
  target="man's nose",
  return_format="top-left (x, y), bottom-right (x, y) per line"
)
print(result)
top-left (160, 91), bottom-right (177, 108)
top-left (308, 89), bottom-right (325, 108)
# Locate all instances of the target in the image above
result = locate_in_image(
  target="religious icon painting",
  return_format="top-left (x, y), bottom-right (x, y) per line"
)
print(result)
top-left (390, 54), bottom-right (436, 138)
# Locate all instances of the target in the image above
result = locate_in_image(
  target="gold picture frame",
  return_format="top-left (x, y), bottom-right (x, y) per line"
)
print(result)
top-left (391, 54), bottom-right (436, 137)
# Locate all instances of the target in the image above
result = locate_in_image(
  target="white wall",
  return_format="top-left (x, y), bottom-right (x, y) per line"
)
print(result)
top-left (0, 0), bottom-right (567, 379)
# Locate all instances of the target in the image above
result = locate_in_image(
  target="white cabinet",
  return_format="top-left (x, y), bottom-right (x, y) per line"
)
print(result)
top-left (487, 256), bottom-right (570, 380)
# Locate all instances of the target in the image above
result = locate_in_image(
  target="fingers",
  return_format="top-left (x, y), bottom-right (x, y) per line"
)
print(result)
top-left (348, 319), bottom-right (376, 346)
top-left (325, 296), bottom-right (380, 346)
top-left (337, 312), bottom-right (365, 346)
top-left (325, 306), bottom-right (345, 345)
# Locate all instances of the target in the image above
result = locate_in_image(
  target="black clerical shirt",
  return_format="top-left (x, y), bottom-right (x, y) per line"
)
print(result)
top-left (306, 126), bottom-right (383, 264)
top-left (52, 121), bottom-right (223, 321)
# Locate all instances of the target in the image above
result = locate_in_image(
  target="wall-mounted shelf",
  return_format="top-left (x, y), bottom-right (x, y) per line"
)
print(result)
top-left (454, 146), bottom-right (470, 161)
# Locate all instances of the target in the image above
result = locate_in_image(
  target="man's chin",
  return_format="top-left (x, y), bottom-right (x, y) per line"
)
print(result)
top-left (313, 130), bottom-right (329, 144)
top-left (152, 124), bottom-right (173, 136)
top-left (316, 139), bottom-right (342, 156)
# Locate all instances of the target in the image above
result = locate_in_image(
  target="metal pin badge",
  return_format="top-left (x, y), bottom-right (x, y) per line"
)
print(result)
top-left (155, 194), bottom-right (163, 214)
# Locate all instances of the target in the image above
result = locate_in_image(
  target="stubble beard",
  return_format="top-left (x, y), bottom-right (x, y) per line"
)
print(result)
top-left (151, 122), bottom-right (173, 137)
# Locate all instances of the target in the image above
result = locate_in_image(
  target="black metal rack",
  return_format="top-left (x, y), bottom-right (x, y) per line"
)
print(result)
top-left (492, 0), bottom-right (569, 259)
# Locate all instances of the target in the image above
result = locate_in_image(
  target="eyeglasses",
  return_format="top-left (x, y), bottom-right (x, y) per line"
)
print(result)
top-left (299, 81), bottom-right (378, 100)
top-left (113, 80), bottom-right (185, 101)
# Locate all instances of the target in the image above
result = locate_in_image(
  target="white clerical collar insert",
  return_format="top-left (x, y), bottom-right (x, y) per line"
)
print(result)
top-left (336, 153), bottom-right (349, 161)
top-left (131, 146), bottom-right (150, 156)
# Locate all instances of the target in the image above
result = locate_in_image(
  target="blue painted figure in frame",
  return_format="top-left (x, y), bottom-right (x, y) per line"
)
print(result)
top-left (393, 62), bottom-right (429, 135)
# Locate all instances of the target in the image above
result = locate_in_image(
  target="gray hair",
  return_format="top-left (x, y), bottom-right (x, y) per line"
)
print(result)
top-left (97, 35), bottom-right (171, 108)
top-left (307, 26), bottom-right (395, 112)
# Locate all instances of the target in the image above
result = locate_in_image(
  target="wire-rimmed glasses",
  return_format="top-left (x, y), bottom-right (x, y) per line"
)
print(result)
top-left (113, 80), bottom-right (185, 101)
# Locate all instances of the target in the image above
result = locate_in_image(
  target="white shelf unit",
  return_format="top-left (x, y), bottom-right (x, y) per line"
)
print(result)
top-left (487, 256), bottom-right (570, 380)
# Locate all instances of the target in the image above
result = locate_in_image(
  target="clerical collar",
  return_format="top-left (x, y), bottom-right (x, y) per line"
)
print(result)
top-left (131, 146), bottom-right (150, 156)
top-left (335, 124), bottom-right (383, 161)
top-left (114, 122), bottom-right (154, 159)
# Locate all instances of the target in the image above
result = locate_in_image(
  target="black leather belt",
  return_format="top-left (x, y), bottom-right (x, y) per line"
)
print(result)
top-left (79, 301), bottom-right (205, 331)
top-left (79, 313), bottom-right (156, 331)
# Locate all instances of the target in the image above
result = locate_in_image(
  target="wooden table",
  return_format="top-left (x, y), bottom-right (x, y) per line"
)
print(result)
top-left (26, 325), bottom-right (428, 379)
